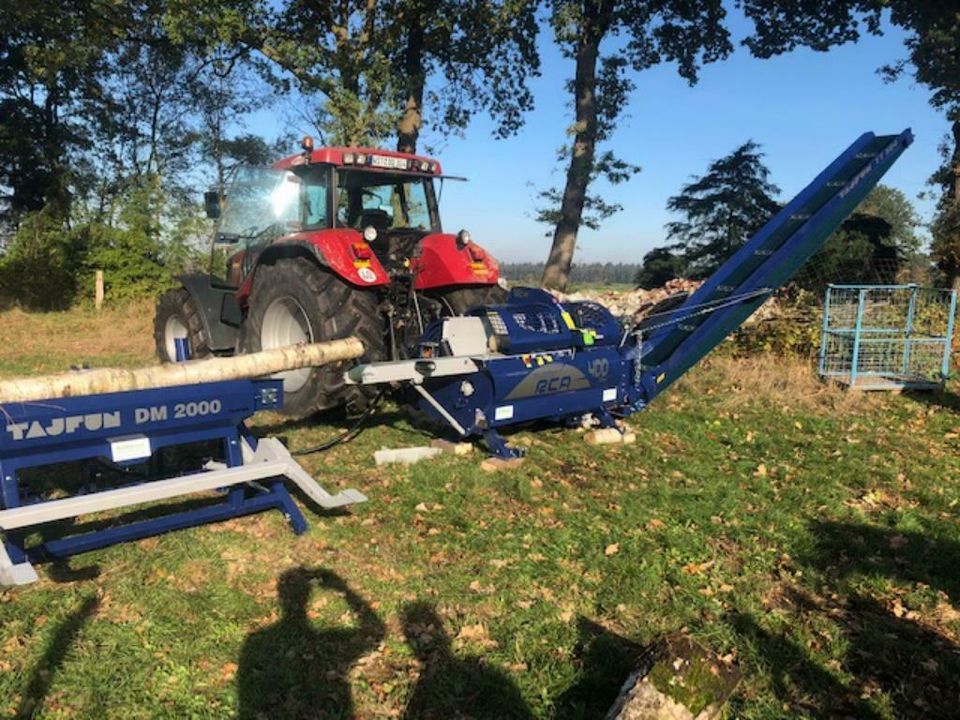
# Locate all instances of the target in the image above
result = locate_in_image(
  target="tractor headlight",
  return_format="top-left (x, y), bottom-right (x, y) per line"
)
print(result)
top-left (456, 229), bottom-right (471, 249)
top-left (363, 226), bottom-right (378, 243)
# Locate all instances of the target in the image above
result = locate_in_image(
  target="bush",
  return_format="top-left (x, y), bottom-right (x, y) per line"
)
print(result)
top-left (0, 209), bottom-right (83, 310)
top-left (0, 186), bottom-right (210, 310)
top-left (730, 290), bottom-right (823, 357)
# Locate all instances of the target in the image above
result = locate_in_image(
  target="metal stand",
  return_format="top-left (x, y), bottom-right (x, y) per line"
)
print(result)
top-left (0, 379), bottom-right (365, 586)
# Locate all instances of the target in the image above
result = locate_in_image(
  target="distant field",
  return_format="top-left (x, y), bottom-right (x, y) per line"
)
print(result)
top-left (1, 304), bottom-right (959, 719)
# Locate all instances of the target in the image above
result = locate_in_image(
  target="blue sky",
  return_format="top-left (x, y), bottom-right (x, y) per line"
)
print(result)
top-left (255, 7), bottom-right (949, 264)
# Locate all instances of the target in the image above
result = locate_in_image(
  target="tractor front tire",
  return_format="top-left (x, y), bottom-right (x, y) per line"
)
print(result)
top-left (154, 287), bottom-right (211, 362)
top-left (240, 258), bottom-right (386, 417)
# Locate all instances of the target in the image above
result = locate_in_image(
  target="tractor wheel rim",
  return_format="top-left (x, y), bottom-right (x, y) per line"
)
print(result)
top-left (164, 316), bottom-right (189, 361)
top-left (261, 296), bottom-right (314, 393)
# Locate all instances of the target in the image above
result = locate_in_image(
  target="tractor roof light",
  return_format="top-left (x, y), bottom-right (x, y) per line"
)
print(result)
top-left (456, 229), bottom-right (471, 249)
top-left (362, 226), bottom-right (378, 243)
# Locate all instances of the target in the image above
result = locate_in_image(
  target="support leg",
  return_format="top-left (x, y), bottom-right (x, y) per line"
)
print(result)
top-left (483, 429), bottom-right (524, 459)
top-left (268, 481), bottom-right (308, 534)
top-left (0, 540), bottom-right (38, 586)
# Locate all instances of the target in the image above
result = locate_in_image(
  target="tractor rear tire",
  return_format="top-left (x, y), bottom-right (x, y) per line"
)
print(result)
top-left (436, 284), bottom-right (508, 315)
top-left (154, 287), bottom-right (211, 362)
top-left (240, 258), bottom-right (386, 417)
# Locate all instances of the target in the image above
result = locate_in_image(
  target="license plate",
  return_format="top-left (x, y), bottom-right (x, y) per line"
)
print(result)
top-left (370, 155), bottom-right (408, 170)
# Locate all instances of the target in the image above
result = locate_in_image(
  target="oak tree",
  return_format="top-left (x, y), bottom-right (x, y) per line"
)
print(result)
top-left (540, 0), bottom-right (732, 291)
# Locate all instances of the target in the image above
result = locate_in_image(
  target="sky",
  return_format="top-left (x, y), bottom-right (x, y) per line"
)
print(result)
top-left (251, 6), bottom-right (950, 265)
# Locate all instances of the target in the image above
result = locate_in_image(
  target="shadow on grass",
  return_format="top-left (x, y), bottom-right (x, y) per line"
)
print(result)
top-left (902, 387), bottom-right (960, 413)
top-left (236, 567), bottom-right (384, 720)
top-left (553, 617), bottom-right (651, 720)
top-left (255, 408), bottom-right (428, 445)
top-left (400, 601), bottom-right (533, 720)
top-left (16, 595), bottom-right (99, 719)
top-left (731, 521), bottom-right (960, 718)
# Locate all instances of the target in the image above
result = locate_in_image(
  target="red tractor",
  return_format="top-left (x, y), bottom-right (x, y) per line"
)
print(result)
top-left (154, 140), bottom-right (505, 416)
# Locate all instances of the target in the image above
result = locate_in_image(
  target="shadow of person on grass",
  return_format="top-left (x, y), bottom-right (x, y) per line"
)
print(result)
top-left (236, 567), bottom-right (384, 720)
top-left (730, 521), bottom-right (960, 719)
top-left (553, 617), bottom-right (651, 720)
top-left (16, 595), bottom-right (99, 719)
top-left (400, 602), bottom-right (533, 720)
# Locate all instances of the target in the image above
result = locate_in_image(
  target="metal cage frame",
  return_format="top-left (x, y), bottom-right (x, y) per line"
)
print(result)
top-left (818, 284), bottom-right (957, 390)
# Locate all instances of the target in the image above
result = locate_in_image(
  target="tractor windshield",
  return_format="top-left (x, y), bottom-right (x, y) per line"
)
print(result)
top-left (335, 169), bottom-right (439, 233)
top-left (218, 167), bottom-right (302, 240)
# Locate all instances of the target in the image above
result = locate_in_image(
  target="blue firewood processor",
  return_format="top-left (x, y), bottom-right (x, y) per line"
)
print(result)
top-left (346, 130), bottom-right (914, 458)
top-left (0, 340), bottom-right (365, 586)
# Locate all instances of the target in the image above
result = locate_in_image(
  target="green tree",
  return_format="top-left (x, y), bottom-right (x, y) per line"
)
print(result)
top-left (0, 0), bottom-right (121, 223)
top-left (539, 0), bottom-right (732, 291)
top-left (739, 0), bottom-right (960, 285)
top-left (795, 184), bottom-right (923, 290)
top-left (386, 0), bottom-right (541, 153)
top-left (0, 208), bottom-right (84, 309)
top-left (169, 0), bottom-right (541, 151)
top-left (930, 123), bottom-right (960, 288)
top-left (664, 140), bottom-right (780, 278)
top-left (634, 247), bottom-right (687, 289)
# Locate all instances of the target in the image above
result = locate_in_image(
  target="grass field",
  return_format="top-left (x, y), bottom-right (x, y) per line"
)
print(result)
top-left (1, 302), bottom-right (959, 719)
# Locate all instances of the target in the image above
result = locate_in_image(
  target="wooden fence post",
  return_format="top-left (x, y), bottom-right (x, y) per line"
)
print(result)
top-left (94, 270), bottom-right (104, 310)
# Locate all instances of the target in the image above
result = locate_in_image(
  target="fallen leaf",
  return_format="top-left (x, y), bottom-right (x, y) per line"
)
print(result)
top-left (681, 560), bottom-right (715, 576)
top-left (456, 623), bottom-right (489, 642)
top-left (604, 543), bottom-right (620, 556)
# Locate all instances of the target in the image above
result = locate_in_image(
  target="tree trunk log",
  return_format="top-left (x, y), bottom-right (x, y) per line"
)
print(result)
top-left (542, 26), bottom-right (602, 292)
top-left (0, 339), bottom-right (364, 404)
top-left (397, 22), bottom-right (425, 154)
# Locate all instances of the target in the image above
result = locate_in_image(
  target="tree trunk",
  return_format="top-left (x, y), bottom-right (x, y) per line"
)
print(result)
top-left (951, 118), bottom-right (960, 290)
top-left (397, 23), bottom-right (425, 154)
top-left (0, 339), bottom-right (364, 403)
top-left (541, 24), bottom-right (603, 292)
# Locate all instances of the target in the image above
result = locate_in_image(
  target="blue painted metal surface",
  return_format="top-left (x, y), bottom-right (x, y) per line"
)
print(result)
top-left (400, 130), bottom-right (914, 456)
top-left (0, 378), bottom-right (307, 567)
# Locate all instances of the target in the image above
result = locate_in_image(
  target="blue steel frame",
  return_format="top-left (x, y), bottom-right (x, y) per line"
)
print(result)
top-left (0, 378), bottom-right (307, 567)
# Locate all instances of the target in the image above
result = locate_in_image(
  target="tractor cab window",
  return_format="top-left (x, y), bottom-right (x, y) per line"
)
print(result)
top-left (212, 166), bottom-right (330, 286)
top-left (335, 170), bottom-right (438, 234)
top-left (218, 167), bottom-right (301, 241)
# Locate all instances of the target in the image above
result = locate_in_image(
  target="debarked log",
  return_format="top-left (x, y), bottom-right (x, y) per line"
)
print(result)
top-left (0, 339), bottom-right (364, 403)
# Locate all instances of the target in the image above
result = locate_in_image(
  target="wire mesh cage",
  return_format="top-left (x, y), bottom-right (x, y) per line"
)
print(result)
top-left (819, 284), bottom-right (957, 390)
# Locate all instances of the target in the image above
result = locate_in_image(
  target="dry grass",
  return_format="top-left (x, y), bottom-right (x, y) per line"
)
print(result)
top-left (678, 354), bottom-right (888, 414)
top-left (0, 301), bottom-right (155, 378)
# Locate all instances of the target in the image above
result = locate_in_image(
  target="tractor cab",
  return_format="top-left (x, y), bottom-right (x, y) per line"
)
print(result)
top-left (209, 148), bottom-right (446, 289)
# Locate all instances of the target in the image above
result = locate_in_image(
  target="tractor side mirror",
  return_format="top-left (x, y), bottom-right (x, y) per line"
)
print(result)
top-left (203, 191), bottom-right (222, 219)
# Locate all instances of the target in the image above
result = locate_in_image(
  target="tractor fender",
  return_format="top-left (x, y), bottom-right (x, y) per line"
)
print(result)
top-left (237, 234), bottom-right (390, 302)
top-left (176, 273), bottom-right (242, 353)
top-left (412, 233), bottom-right (499, 291)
